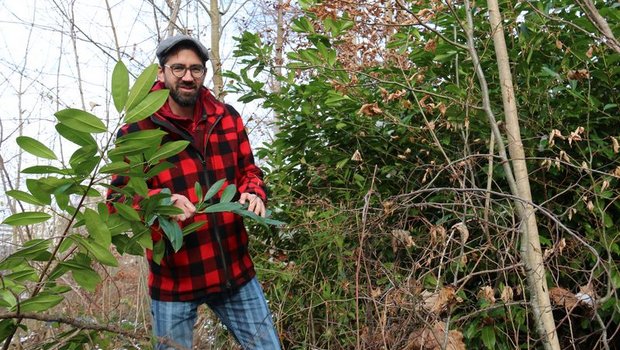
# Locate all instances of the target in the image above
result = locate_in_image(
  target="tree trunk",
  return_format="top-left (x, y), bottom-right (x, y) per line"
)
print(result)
top-left (486, 1), bottom-right (560, 349)
top-left (209, 0), bottom-right (225, 100)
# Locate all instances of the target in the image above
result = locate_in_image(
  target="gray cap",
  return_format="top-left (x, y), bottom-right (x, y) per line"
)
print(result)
top-left (156, 35), bottom-right (209, 64)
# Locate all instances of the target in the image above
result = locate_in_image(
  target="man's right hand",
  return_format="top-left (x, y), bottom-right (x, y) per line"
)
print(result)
top-left (170, 194), bottom-right (196, 221)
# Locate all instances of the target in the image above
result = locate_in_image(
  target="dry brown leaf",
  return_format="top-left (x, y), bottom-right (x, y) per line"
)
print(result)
top-left (478, 286), bottom-right (496, 304)
top-left (358, 103), bottom-right (383, 116)
top-left (568, 126), bottom-right (585, 146)
top-left (549, 287), bottom-right (579, 310)
top-left (421, 286), bottom-right (460, 314)
top-left (601, 180), bottom-right (610, 193)
top-left (430, 225), bottom-right (447, 245)
top-left (548, 129), bottom-right (564, 147)
top-left (438, 102), bottom-right (447, 117)
top-left (351, 149), bottom-right (363, 162)
top-left (612, 137), bottom-right (619, 154)
top-left (567, 69), bottom-right (590, 81)
top-left (501, 286), bottom-right (514, 303)
top-left (391, 229), bottom-right (416, 252)
top-left (407, 322), bottom-right (466, 350)
top-left (424, 38), bottom-right (437, 52)
top-left (452, 222), bottom-right (469, 245)
top-left (556, 39), bottom-right (563, 50)
top-left (586, 45), bottom-right (594, 58)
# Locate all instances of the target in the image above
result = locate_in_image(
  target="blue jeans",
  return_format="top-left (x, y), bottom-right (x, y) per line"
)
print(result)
top-left (151, 277), bottom-right (281, 350)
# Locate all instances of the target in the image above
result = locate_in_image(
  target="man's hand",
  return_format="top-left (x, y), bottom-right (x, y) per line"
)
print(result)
top-left (239, 193), bottom-right (266, 217)
top-left (170, 194), bottom-right (196, 221)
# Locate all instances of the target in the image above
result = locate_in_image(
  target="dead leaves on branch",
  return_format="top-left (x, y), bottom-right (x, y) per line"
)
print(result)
top-left (407, 322), bottom-right (466, 350)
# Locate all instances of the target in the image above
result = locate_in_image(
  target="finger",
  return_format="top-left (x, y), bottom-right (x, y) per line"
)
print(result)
top-left (239, 193), bottom-right (249, 204)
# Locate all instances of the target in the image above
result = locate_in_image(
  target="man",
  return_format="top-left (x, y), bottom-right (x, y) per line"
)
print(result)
top-left (108, 35), bottom-right (281, 350)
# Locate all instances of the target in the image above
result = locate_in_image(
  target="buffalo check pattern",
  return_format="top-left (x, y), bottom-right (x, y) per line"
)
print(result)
top-left (107, 83), bottom-right (266, 301)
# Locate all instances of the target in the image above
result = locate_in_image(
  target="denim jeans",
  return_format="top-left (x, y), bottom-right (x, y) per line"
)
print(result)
top-left (151, 277), bottom-right (281, 350)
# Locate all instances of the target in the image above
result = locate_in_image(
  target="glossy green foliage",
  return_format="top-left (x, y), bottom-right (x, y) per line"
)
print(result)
top-left (231, 0), bottom-right (620, 348)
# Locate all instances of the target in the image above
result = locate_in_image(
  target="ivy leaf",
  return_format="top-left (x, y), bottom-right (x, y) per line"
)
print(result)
top-left (16, 136), bottom-right (57, 160)
top-left (55, 108), bottom-right (107, 133)
top-left (2, 212), bottom-right (51, 226)
top-left (112, 60), bottom-right (129, 113)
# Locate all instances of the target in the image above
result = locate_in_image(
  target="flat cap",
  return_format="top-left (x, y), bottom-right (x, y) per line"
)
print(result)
top-left (156, 35), bottom-right (209, 63)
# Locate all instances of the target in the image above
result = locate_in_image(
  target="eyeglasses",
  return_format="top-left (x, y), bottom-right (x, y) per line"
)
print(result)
top-left (164, 64), bottom-right (206, 78)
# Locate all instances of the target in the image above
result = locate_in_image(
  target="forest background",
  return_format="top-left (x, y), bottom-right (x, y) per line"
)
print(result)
top-left (0, 0), bottom-right (619, 349)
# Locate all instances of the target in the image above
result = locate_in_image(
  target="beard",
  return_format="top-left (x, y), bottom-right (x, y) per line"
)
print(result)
top-left (167, 80), bottom-right (200, 107)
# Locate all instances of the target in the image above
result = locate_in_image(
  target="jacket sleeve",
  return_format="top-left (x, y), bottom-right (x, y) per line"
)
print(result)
top-left (227, 104), bottom-right (267, 202)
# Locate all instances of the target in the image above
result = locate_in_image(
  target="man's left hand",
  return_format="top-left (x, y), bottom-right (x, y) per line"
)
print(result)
top-left (239, 193), bottom-right (266, 217)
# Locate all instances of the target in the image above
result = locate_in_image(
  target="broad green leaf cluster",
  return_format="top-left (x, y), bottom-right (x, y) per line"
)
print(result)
top-left (229, 0), bottom-right (620, 349)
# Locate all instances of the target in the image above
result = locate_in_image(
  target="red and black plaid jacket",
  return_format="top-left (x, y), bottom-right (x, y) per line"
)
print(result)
top-left (108, 82), bottom-right (266, 301)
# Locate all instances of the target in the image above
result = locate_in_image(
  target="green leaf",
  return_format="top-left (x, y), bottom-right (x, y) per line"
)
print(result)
top-left (182, 220), bottom-right (208, 236)
top-left (152, 240), bottom-right (165, 265)
top-left (73, 236), bottom-right (118, 267)
top-left (112, 60), bottom-right (129, 113)
top-left (113, 202), bottom-right (142, 221)
top-left (146, 161), bottom-right (175, 178)
top-left (55, 124), bottom-right (97, 146)
top-left (3, 239), bottom-right (50, 261)
top-left (128, 177), bottom-right (149, 197)
top-left (21, 165), bottom-right (69, 175)
top-left (5, 269), bottom-right (38, 283)
top-left (205, 178), bottom-right (226, 202)
top-left (0, 320), bottom-right (17, 343)
top-left (125, 89), bottom-right (169, 123)
top-left (6, 190), bottom-right (45, 206)
top-left (481, 326), bottom-right (496, 349)
top-left (125, 64), bottom-right (159, 112)
top-left (71, 267), bottom-right (102, 292)
top-left (220, 184), bottom-right (237, 203)
top-left (155, 205), bottom-right (184, 216)
top-left (26, 179), bottom-right (52, 205)
top-left (159, 217), bottom-right (183, 252)
top-left (194, 182), bottom-right (203, 203)
top-left (15, 293), bottom-right (64, 313)
top-left (55, 108), bottom-right (107, 133)
top-left (116, 129), bottom-right (167, 145)
top-left (100, 161), bottom-right (131, 174)
top-left (148, 140), bottom-right (190, 165)
top-left (203, 202), bottom-right (243, 213)
top-left (16, 136), bottom-right (57, 160)
top-left (84, 208), bottom-right (111, 246)
top-left (2, 212), bottom-right (51, 226)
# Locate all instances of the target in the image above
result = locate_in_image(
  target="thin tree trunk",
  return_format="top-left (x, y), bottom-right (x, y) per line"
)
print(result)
top-left (486, 1), bottom-right (560, 349)
top-left (166, 0), bottom-right (182, 37)
top-left (576, 0), bottom-right (620, 53)
top-left (209, 0), bottom-right (224, 100)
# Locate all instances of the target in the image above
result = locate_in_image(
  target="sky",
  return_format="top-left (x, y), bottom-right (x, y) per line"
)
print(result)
top-left (0, 0), bottom-right (272, 220)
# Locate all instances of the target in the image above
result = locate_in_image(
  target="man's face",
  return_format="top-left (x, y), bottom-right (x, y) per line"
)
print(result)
top-left (158, 48), bottom-right (206, 108)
